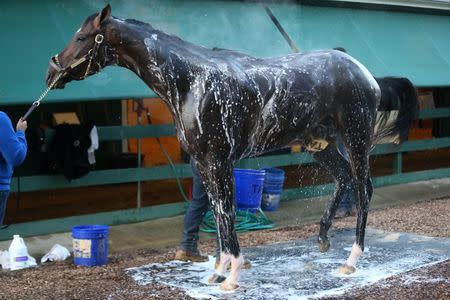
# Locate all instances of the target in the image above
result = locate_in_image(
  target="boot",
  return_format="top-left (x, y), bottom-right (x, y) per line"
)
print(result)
top-left (334, 207), bottom-right (350, 219)
top-left (174, 249), bottom-right (208, 262)
top-left (350, 204), bottom-right (357, 216)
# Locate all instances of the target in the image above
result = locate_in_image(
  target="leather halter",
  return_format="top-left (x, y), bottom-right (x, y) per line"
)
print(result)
top-left (22, 34), bottom-right (105, 121)
top-left (50, 33), bottom-right (104, 80)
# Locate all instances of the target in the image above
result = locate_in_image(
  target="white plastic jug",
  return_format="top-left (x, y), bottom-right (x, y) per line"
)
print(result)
top-left (8, 235), bottom-right (30, 270)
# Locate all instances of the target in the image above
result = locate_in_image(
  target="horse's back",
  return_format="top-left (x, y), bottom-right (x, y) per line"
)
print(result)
top-left (270, 50), bottom-right (380, 107)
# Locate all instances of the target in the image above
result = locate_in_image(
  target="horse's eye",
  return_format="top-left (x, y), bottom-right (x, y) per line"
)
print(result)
top-left (76, 36), bottom-right (86, 42)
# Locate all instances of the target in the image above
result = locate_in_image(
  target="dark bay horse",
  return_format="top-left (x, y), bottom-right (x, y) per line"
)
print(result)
top-left (46, 4), bottom-right (384, 290)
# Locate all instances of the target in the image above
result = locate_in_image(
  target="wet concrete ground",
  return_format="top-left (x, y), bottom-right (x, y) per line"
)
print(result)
top-left (127, 228), bottom-right (450, 300)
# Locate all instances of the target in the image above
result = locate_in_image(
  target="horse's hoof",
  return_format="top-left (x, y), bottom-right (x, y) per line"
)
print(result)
top-left (318, 239), bottom-right (330, 252)
top-left (339, 264), bottom-right (356, 275)
top-left (219, 279), bottom-right (239, 291)
top-left (208, 273), bottom-right (226, 284)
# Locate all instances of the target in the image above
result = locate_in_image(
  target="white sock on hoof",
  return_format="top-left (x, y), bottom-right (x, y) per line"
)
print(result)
top-left (346, 242), bottom-right (363, 267)
top-left (216, 252), bottom-right (232, 276)
top-left (228, 254), bottom-right (244, 284)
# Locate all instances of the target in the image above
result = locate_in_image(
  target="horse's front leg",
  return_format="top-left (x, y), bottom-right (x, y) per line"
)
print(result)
top-left (197, 161), bottom-right (244, 291)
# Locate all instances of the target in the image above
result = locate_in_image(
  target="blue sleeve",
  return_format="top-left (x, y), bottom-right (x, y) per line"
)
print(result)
top-left (0, 112), bottom-right (27, 167)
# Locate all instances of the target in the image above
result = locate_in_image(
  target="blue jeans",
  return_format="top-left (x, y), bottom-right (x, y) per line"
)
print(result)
top-left (180, 158), bottom-right (210, 252)
top-left (339, 186), bottom-right (356, 210)
top-left (0, 190), bottom-right (9, 226)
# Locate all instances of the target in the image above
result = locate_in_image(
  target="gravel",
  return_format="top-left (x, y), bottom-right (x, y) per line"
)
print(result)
top-left (0, 198), bottom-right (449, 299)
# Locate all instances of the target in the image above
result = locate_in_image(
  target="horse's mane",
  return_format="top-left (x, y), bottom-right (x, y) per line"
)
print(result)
top-left (84, 15), bottom-right (154, 31)
top-left (124, 18), bottom-right (154, 30)
top-left (83, 14), bottom-right (98, 26)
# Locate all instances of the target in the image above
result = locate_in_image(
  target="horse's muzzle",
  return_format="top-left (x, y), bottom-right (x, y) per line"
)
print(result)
top-left (46, 58), bottom-right (66, 89)
top-left (49, 55), bottom-right (64, 73)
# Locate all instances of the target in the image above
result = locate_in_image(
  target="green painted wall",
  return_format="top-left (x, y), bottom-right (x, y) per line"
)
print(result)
top-left (270, 4), bottom-right (450, 84)
top-left (1, 0), bottom-right (450, 104)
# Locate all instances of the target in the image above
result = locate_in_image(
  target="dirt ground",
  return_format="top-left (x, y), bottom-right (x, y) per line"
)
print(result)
top-left (0, 198), bottom-right (449, 300)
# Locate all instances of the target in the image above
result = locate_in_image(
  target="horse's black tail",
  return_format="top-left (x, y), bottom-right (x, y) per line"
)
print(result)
top-left (373, 77), bottom-right (420, 145)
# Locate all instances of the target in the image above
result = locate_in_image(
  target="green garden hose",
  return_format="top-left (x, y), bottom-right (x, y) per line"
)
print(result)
top-left (200, 208), bottom-right (275, 233)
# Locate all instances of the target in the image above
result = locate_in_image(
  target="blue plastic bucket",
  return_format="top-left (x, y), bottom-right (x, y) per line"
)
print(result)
top-left (72, 225), bottom-right (109, 266)
top-left (261, 168), bottom-right (285, 211)
top-left (234, 168), bottom-right (266, 213)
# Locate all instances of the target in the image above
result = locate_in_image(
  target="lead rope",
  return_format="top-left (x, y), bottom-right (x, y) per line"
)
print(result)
top-left (22, 72), bottom-right (63, 120)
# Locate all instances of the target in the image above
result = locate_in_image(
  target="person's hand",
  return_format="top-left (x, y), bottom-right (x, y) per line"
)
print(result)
top-left (16, 118), bottom-right (27, 132)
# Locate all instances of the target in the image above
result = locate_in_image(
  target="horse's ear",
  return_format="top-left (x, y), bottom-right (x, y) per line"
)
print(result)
top-left (93, 4), bottom-right (112, 29)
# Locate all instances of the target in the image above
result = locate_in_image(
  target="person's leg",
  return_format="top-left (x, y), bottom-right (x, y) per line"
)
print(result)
top-left (176, 158), bottom-right (210, 261)
top-left (0, 190), bottom-right (10, 228)
top-left (335, 186), bottom-right (354, 218)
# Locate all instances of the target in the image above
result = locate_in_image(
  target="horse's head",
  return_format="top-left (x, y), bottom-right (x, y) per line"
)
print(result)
top-left (46, 4), bottom-right (113, 89)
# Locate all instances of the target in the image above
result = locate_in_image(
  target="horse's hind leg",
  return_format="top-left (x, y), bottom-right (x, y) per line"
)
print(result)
top-left (336, 109), bottom-right (374, 275)
top-left (196, 159), bottom-right (244, 291)
top-left (313, 143), bottom-right (355, 252)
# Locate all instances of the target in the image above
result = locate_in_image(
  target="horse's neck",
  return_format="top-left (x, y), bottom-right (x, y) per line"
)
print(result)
top-left (111, 20), bottom-right (197, 105)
